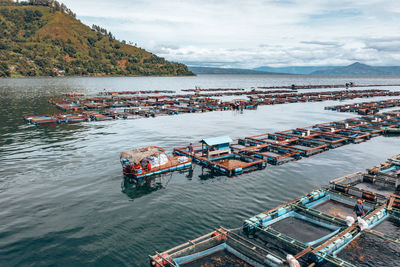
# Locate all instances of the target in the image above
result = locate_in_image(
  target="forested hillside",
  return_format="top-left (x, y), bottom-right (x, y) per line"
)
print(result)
top-left (0, 0), bottom-right (193, 77)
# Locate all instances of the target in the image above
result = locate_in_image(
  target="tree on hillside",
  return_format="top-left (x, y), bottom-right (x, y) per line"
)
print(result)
top-left (22, 0), bottom-right (76, 17)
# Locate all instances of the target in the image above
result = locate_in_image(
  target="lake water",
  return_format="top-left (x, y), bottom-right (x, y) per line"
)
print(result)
top-left (1, 75), bottom-right (400, 266)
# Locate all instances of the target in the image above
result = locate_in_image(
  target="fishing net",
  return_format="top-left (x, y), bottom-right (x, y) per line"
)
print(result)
top-left (337, 233), bottom-right (400, 266)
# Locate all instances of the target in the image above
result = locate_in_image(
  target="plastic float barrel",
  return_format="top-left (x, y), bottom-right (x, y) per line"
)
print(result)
top-left (300, 196), bottom-right (309, 205)
top-left (362, 192), bottom-right (377, 202)
top-left (266, 254), bottom-right (283, 264)
top-left (243, 217), bottom-right (258, 235)
top-left (150, 252), bottom-right (171, 267)
top-left (211, 229), bottom-right (227, 241)
top-left (257, 214), bottom-right (272, 226)
top-left (312, 190), bottom-right (324, 200)
top-left (234, 168), bottom-right (242, 174)
top-left (309, 251), bottom-right (325, 263)
top-left (334, 185), bottom-right (349, 193)
top-left (277, 207), bottom-right (287, 216)
top-left (392, 201), bottom-right (400, 209)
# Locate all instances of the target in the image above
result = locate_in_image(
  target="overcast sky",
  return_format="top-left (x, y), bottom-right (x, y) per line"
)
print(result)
top-left (61, 0), bottom-right (400, 68)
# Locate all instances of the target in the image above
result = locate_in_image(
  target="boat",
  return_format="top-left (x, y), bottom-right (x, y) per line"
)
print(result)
top-left (120, 146), bottom-right (192, 179)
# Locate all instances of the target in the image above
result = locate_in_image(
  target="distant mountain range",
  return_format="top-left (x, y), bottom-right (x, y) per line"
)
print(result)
top-left (254, 66), bottom-right (337, 75)
top-left (190, 62), bottom-right (400, 76)
top-left (188, 66), bottom-right (281, 75)
top-left (310, 62), bottom-right (400, 76)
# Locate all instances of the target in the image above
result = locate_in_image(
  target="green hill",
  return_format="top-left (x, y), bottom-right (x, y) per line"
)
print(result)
top-left (0, 0), bottom-right (193, 77)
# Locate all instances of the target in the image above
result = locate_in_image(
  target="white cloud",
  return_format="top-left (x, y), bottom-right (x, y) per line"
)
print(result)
top-left (61, 0), bottom-right (400, 67)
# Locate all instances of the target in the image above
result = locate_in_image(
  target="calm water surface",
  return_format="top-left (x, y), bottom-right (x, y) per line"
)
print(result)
top-left (1, 75), bottom-right (400, 266)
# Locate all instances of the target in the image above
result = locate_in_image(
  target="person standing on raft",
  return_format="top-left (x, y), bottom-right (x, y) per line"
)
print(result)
top-left (353, 199), bottom-right (365, 218)
top-left (146, 161), bottom-right (152, 172)
top-left (187, 143), bottom-right (194, 155)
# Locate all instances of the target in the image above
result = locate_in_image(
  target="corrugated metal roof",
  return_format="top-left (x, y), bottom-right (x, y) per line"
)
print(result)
top-left (201, 136), bottom-right (232, 146)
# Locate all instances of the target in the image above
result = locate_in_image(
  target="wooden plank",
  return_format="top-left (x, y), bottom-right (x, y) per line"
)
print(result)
top-left (295, 247), bottom-right (312, 259)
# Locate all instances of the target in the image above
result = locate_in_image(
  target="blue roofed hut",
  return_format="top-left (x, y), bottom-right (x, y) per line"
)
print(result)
top-left (200, 136), bottom-right (232, 157)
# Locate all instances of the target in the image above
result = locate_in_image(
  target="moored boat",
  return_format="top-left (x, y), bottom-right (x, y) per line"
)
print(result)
top-left (120, 146), bottom-right (191, 179)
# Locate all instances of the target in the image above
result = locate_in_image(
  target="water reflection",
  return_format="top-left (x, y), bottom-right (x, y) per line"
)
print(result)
top-left (197, 166), bottom-right (224, 180)
top-left (121, 168), bottom-right (193, 200)
top-left (121, 176), bottom-right (165, 200)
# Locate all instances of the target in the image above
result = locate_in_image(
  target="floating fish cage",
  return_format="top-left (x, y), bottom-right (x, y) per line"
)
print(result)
top-left (55, 103), bottom-right (82, 111)
top-left (371, 206), bottom-right (400, 239)
top-left (368, 161), bottom-right (400, 179)
top-left (350, 125), bottom-right (384, 136)
top-left (238, 144), bottom-right (301, 165)
top-left (280, 139), bottom-right (329, 157)
top-left (198, 152), bottom-right (266, 176)
top-left (276, 128), bottom-right (320, 139)
top-left (325, 99), bottom-right (400, 115)
top-left (229, 138), bottom-right (256, 151)
top-left (382, 125), bottom-right (400, 135)
top-left (57, 113), bottom-right (88, 123)
top-left (305, 189), bottom-right (375, 220)
top-left (315, 206), bottom-right (399, 267)
top-left (340, 118), bottom-right (366, 127)
top-left (307, 133), bottom-right (349, 148)
top-left (305, 209), bottom-right (383, 266)
top-left (308, 125), bottom-right (343, 134)
top-left (241, 189), bottom-right (396, 266)
top-left (24, 115), bottom-right (59, 125)
top-left (175, 137), bottom-right (267, 176)
top-left (82, 111), bottom-right (116, 121)
top-left (244, 133), bottom-right (298, 146)
top-left (333, 230), bottom-right (400, 266)
top-left (243, 190), bottom-right (353, 248)
top-left (389, 153), bottom-right (400, 165)
top-left (330, 172), bottom-right (399, 203)
top-left (149, 228), bottom-right (286, 267)
top-left (331, 130), bottom-right (371, 143)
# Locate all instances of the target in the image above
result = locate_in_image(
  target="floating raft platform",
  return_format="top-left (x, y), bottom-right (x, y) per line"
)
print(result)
top-left (24, 115), bottom-right (59, 125)
top-left (307, 133), bottom-right (349, 148)
top-left (382, 125), bottom-right (400, 135)
top-left (172, 110), bottom-right (400, 174)
top-left (280, 139), bottom-right (329, 157)
top-left (367, 159), bottom-right (400, 179)
top-left (325, 98), bottom-right (400, 115)
top-left (329, 172), bottom-right (399, 204)
top-left (25, 88), bottom-right (400, 126)
top-left (174, 141), bottom-right (266, 176)
top-left (237, 144), bottom-right (302, 165)
top-left (244, 133), bottom-right (298, 146)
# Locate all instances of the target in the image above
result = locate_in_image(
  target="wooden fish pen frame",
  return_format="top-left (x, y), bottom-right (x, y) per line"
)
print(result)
top-left (280, 138), bottom-right (329, 157)
top-left (306, 133), bottom-right (349, 148)
top-left (244, 133), bottom-right (298, 146)
top-left (237, 143), bottom-right (302, 165)
top-left (173, 145), bottom-right (266, 176)
top-left (149, 227), bottom-right (285, 267)
top-left (24, 115), bottom-right (59, 125)
top-left (330, 171), bottom-right (400, 204)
